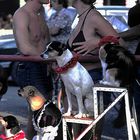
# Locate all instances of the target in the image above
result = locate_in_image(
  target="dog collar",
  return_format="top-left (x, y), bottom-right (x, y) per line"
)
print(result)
top-left (55, 54), bottom-right (79, 74)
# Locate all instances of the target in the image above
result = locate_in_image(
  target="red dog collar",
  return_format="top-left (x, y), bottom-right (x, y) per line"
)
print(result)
top-left (55, 54), bottom-right (79, 74)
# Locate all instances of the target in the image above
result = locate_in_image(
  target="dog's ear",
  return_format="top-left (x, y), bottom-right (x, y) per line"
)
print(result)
top-left (4, 115), bottom-right (19, 129)
top-left (49, 41), bottom-right (61, 49)
top-left (50, 41), bottom-right (67, 50)
top-left (58, 43), bottom-right (67, 56)
top-left (103, 43), bottom-right (114, 53)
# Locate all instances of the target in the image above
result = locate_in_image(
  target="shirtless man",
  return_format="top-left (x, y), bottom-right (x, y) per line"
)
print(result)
top-left (12, 0), bottom-right (53, 139)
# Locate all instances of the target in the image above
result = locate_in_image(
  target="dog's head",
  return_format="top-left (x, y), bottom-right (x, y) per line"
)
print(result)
top-left (99, 43), bottom-right (135, 65)
top-left (99, 43), bottom-right (118, 62)
top-left (18, 86), bottom-right (46, 111)
top-left (46, 41), bottom-right (67, 58)
top-left (0, 115), bottom-right (21, 135)
top-left (99, 36), bottom-right (120, 62)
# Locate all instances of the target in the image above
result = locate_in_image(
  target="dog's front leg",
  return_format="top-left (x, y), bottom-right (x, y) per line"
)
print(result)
top-left (74, 88), bottom-right (89, 118)
top-left (63, 88), bottom-right (72, 116)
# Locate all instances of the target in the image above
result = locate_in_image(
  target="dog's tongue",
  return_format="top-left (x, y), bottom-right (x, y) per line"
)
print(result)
top-left (30, 96), bottom-right (45, 111)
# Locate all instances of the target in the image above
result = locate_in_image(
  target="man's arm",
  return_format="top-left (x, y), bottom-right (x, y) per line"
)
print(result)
top-left (119, 24), bottom-right (140, 41)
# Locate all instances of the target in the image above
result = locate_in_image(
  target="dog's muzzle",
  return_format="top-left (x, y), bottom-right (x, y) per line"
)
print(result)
top-left (17, 88), bottom-right (24, 96)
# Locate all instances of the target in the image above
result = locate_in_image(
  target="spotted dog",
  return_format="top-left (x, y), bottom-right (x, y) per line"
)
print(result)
top-left (0, 115), bottom-right (27, 140)
top-left (99, 36), bottom-right (135, 128)
top-left (44, 41), bottom-right (94, 118)
top-left (18, 86), bottom-right (62, 140)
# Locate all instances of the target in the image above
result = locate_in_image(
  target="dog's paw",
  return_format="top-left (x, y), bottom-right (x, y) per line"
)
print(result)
top-left (99, 80), bottom-right (110, 85)
top-left (74, 113), bottom-right (90, 118)
top-left (99, 80), bottom-right (104, 84)
top-left (63, 112), bottom-right (72, 117)
top-left (99, 80), bottom-right (113, 86)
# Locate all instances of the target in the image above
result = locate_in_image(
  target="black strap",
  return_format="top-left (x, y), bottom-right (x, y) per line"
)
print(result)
top-left (80, 5), bottom-right (95, 31)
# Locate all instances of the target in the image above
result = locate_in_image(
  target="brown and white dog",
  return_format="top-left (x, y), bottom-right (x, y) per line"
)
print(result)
top-left (44, 41), bottom-right (94, 118)
top-left (0, 115), bottom-right (27, 140)
top-left (99, 36), bottom-right (135, 87)
top-left (99, 36), bottom-right (135, 128)
top-left (18, 86), bottom-right (62, 140)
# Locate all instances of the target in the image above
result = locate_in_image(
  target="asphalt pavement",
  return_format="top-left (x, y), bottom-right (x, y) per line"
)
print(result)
top-left (0, 86), bottom-right (128, 140)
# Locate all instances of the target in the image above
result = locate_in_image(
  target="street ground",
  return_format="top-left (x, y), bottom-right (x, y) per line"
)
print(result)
top-left (0, 86), bottom-right (128, 140)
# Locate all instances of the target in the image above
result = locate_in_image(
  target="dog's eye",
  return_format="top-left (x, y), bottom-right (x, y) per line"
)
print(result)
top-left (29, 90), bottom-right (34, 96)
top-left (18, 88), bottom-right (23, 93)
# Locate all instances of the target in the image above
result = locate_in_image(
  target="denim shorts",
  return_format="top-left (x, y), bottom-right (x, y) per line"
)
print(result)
top-left (88, 68), bottom-right (102, 83)
top-left (11, 61), bottom-right (53, 100)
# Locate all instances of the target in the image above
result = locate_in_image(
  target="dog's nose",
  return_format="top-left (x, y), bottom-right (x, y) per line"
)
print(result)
top-left (17, 88), bottom-right (23, 96)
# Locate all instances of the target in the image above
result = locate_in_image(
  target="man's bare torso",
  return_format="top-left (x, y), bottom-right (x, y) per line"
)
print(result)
top-left (28, 11), bottom-right (48, 48)
top-left (13, 5), bottom-right (50, 55)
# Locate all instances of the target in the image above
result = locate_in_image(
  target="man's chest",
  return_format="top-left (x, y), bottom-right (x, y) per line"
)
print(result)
top-left (29, 16), bottom-right (47, 41)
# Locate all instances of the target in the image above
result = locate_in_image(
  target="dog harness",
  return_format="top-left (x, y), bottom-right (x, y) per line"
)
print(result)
top-left (32, 101), bottom-right (61, 140)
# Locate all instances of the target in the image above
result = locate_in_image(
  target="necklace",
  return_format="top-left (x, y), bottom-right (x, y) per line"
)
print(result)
top-left (78, 6), bottom-right (92, 18)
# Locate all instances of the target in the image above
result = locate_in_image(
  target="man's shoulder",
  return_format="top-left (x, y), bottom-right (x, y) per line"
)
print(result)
top-left (13, 7), bottom-right (28, 19)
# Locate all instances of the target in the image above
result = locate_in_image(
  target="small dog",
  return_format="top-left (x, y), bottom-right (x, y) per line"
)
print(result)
top-left (45, 41), bottom-right (94, 118)
top-left (99, 36), bottom-right (135, 87)
top-left (18, 86), bottom-right (62, 140)
top-left (99, 36), bottom-right (135, 127)
top-left (0, 115), bottom-right (27, 140)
